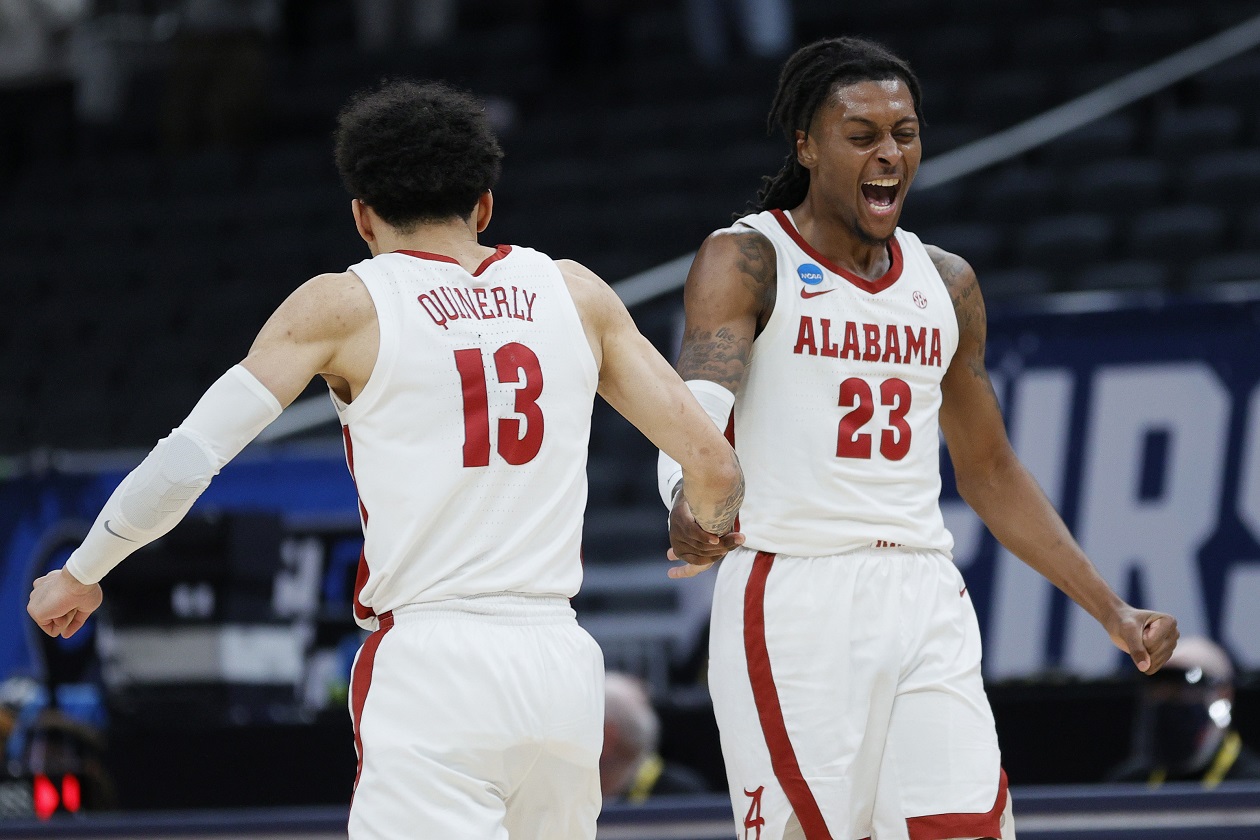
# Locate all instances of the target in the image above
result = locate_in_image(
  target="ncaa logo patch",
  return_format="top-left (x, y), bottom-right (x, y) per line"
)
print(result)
top-left (797, 263), bottom-right (824, 285)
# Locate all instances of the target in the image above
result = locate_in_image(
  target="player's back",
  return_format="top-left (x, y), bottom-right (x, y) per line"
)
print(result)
top-left (334, 246), bottom-right (598, 629)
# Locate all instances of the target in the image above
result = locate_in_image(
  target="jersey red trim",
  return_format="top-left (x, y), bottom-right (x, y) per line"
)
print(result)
top-left (350, 610), bottom-right (394, 798)
top-left (770, 209), bottom-right (903, 294)
top-left (745, 552), bottom-right (833, 840)
top-left (905, 767), bottom-right (1008, 840)
top-left (395, 244), bottom-right (513, 276)
top-left (341, 425), bottom-right (373, 622)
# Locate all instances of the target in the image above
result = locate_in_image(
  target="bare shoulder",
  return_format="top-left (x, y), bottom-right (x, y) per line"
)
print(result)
top-left (554, 258), bottom-right (625, 326)
top-left (923, 243), bottom-right (984, 334)
top-left (260, 270), bottom-right (376, 343)
top-left (693, 225), bottom-right (777, 304)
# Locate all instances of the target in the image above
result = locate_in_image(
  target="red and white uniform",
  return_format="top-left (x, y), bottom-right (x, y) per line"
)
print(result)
top-left (707, 211), bottom-right (1008, 840)
top-left (337, 247), bottom-right (604, 840)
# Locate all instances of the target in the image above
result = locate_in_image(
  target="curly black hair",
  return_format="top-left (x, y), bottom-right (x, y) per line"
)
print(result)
top-left (334, 80), bottom-right (504, 230)
top-left (757, 37), bottom-right (924, 213)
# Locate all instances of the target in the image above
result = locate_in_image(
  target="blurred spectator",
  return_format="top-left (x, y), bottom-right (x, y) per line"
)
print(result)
top-left (353, 0), bottom-right (457, 53)
top-left (161, 0), bottom-right (278, 152)
top-left (1107, 637), bottom-right (1260, 786)
top-left (0, 0), bottom-right (88, 82)
top-left (601, 672), bottom-right (709, 803)
top-left (0, 0), bottom-right (88, 174)
top-left (684, 0), bottom-right (792, 67)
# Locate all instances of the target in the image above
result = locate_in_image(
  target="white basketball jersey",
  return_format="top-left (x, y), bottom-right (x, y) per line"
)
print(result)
top-left (731, 210), bottom-right (958, 557)
top-left (332, 246), bottom-right (598, 630)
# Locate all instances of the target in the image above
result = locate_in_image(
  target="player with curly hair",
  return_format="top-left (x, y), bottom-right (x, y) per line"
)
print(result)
top-left (27, 80), bottom-right (744, 839)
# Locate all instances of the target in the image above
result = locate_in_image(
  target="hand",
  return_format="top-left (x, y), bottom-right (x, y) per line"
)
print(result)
top-left (28, 568), bottom-right (103, 639)
top-left (1107, 606), bottom-right (1179, 673)
top-left (667, 494), bottom-right (744, 579)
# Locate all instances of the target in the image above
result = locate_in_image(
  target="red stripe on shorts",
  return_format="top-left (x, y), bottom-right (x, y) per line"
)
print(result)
top-left (350, 610), bottom-right (395, 797)
top-left (744, 551), bottom-right (833, 840)
top-left (905, 767), bottom-right (1008, 840)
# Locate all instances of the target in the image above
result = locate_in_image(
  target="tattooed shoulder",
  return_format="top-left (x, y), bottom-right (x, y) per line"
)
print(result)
top-left (924, 244), bottom-right (983, 335)
top-left (714, 227), bottom-right (777, 316)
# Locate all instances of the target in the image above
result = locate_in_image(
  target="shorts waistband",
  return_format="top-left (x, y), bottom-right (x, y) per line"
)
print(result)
top-left (386, 593), bottom-right (575, 624)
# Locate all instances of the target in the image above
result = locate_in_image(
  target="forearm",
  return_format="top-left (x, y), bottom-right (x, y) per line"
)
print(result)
top-left (961, 454), bottom-right (1124, 626)
top-left (65, 365), bottom-right (282, 584)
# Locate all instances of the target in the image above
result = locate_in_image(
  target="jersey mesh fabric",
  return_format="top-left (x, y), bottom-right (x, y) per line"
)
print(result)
top-left (333, 247), bottom-right (599, 628)
top-left (731, 210), bottom-right (958, 557)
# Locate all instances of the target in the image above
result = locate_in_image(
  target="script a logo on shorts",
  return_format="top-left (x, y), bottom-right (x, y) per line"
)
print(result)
top-left (797, 263), bottom-right (834, 299)
top-left (743, 786), bottom-right (765, 840)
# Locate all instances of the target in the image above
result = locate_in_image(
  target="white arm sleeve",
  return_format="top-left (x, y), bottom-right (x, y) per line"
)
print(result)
top-left (656, 379), bottom-right (736, 508)
top-left (64, 365), bottom-right (284, 584)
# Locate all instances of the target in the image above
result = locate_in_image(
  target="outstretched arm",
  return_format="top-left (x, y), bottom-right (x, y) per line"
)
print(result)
top-left (932, 245), bottom-right (1178, 673)
top-left (28, 272), bottom-right (378, 638)
top-left (659, 228), bottom-right (776, 569)
top-left (558, 259), bottom-right (744, 570)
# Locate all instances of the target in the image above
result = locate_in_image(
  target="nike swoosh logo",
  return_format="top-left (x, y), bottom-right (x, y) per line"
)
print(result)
top-left (800, 288), bottom-right (835, 299)
top-left (104, 520), bottom-right (137, 542)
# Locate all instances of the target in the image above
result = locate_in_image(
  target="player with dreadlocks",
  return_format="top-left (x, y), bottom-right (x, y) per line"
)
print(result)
top-left (656, 36), bottom-right (1180, 840)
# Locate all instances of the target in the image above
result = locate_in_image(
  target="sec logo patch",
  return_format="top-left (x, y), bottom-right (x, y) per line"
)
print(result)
top-left (913, 291), bottom-right (928, 309)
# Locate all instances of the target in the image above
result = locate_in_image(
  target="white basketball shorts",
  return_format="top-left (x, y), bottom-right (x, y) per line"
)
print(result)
top-left (347, 594), bottom-right (605, 840)
top-left (708, 546), bottom-right (1008, 840)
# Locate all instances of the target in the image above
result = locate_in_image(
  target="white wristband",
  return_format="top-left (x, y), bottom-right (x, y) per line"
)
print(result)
top-left (65, 365), bottom-right (283, 584)
top-left (655, 379), bottom-right (735, 508)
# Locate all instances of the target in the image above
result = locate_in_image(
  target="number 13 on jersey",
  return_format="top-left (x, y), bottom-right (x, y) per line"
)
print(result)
top-left (454, 342), bottom-right (545, 467)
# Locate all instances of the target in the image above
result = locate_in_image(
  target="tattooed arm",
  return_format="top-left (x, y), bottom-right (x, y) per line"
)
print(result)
top-left (664, 228), bottom-right (776, 574)
top-left (932, 245), bottom-right (1178, 674)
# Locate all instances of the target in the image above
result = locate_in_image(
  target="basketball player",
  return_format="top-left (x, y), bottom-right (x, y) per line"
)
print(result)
top-left (656, 37), bottom-right (1179, 840)
top-left (27, 81), bottom-right (744, 840)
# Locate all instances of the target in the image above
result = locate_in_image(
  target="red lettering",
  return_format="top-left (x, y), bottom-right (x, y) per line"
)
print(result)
top-left (837, 378), bottom-right (874, 459)
top-left (522, 290), bottom-right (537, 321)
top-left (473, 287), bottom-right (494, 319)
top-left (820, 318), bottom-right (838, 357)
top-left (494, 342), bottom-right (545, 464)
top-left (904, 326), bottom-right (927, 364)
top-left (793, 316), bottom-right (818, 356)
top-left (880, 378), bottom-right (912, 460)
top-left (492, 287), bottom-right (511, 319)
top-left (743, 786), bottom-right (765, 840)
top-left (882, 324), bottom-right (902, 363)
top-left (454, 349), bottom-right (490, 467)
top-left (452, 287), bottom-right (481, 319)
top-left (928, 328), bottom-right (942, 367)
top-left (840, 321), bottom-right (861, 359)
top-left (862, 323), bottom-right (881, 361)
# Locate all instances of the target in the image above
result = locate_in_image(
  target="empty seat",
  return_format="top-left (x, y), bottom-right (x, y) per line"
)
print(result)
top-left (1009, 16), bottom-right (1102, 69)
top-left (1181, 149), bottom-right (1260, 207)
top-left (1066, 157), bottom-right (1166, 213)
top-left (1126, 205), bottom-right (1226, 263)
top-left (963, 72), bottom-right (1054, 128)
top-left (1071, 260), bottom-right (1170, 292)
top-left (1185, 251), bottom-right (1260, 288)
top-left (1040, 114), bottom-right (1138, 165)
top-left (979, 267), bottom-right (1054, 301)
top-left (975, 166), bottom-right (1061, 220)
top-left (1150, 106), bottom-right (1242, 160)
top-left (917, 223), bottom-right (1005, 272)
top-left (1104, 8), bottom-right (1201, 62)
top-left (1016, 213), bottom-right (1115, 271)
top-left (1195, 54), bottom-right (1260, 107)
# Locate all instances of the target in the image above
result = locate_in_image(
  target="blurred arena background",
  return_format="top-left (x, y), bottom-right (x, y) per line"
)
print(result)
top-left (2, 0), bottom-right (1260, 836)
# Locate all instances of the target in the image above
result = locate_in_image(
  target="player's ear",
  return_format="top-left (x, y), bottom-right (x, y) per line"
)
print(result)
top-left (474, 190), bottom-right (493, 234)
top-left (352, 199), bottom-right (376, 246)
top-left (795, 129), bottom-right (817, 170)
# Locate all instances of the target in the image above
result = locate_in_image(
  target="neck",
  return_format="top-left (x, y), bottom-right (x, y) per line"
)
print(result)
top-left (373, 217), bottom-right (495, 271)
top-left (790, 194), bottom-right (892, 280)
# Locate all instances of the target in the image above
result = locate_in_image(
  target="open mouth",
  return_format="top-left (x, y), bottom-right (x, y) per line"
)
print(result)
top-left (861, 178), bottom-right (900, 215)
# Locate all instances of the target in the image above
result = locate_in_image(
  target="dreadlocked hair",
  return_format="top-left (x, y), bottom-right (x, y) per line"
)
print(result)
top-left (755, 36), bottom-right (924, 213)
